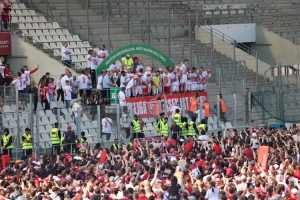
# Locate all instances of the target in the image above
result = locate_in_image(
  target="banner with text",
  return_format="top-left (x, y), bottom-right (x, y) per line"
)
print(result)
top-left (126, 92), bottom-right (207, 118)
top-left (97, 44), bottom-right (174, 75)
top-left (0, 33), bottom-right (12, 55)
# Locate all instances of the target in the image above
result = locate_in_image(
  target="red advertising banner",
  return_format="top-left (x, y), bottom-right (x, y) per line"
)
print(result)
top-left (0, 33), bottom-right (12, 55)
top-left (126, 92), bottom-right (207, 118)
top-left (258, 146), bottom-right (269, 170)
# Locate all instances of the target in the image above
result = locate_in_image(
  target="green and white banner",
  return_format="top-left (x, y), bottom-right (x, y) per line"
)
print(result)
top-left (97, 44), bottom-right (174, 75)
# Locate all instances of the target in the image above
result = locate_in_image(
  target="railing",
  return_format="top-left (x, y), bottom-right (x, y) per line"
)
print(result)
top-left (199, 25), bottom-right (276, 66)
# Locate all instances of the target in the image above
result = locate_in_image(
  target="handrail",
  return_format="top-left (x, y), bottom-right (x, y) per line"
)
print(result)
top-left (200, 25), bottom-right (276, 65)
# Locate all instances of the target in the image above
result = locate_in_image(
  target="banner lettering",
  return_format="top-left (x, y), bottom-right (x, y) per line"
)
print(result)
top-left (0, 33), bottom-right (12, 55)
top-left (126, 92), bottom-right (207, 118)
top-left (258, 146), bottom-right (269, 170)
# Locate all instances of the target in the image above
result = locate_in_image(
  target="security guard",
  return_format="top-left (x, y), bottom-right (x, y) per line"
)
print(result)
top-left (180, 117), bottom-right (188, 138)
top-left (110, 138), bottom-right (122, 152)
top-left (127, 138), bottom-right (134, 150)
top-left (79, 131), bottom-right (88, 153)
top-left (172, 109), bottom-right (182, 128)
top-left (202, 99), bottom-right (210, 123)
top-left (51, 122), bottom-right (61, 155)
top-left (1, 128), bottom-right (13, 158)
top-left (156, 112), bottom-right (165, 130)
top-left (21, 128), bottom-right (34, 158)
top-left (157, 117), bottom-right (169, 137)
top-left (198, 119), bottom-right (208, 133)
top-left (130, 114), bottom-right (144, 138)
top-left (123, 54), bottom-right (133, 69)
top-left (187, 117), bottom-right (197, 137)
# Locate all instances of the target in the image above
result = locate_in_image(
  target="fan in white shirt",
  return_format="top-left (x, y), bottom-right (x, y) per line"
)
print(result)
top-left (97, 45), bottom-right (109, 62)
top-left (11, 72), bottom-right (25, 91)
top-left (61, 72), bottom-right (70, 89)
top-left (118, 88), bottom-right (126, 107)
top-left (63, 81), bottom-right (72, 101)
top-left (89, 52), bottom-right (100, 70)
top-left (86, 49), bottom-right (94, 68)
top-left (0, 57), bottom-right (5, 78)
top-left (101, 116), bottom-right (113, 141)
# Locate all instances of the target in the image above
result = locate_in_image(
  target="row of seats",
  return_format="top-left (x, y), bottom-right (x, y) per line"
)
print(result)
top-left (32, 35), bottom-right (81, 44)
top-left (11, 3), bottom-right (27, 10)
top-left (43, 40), bottom-right (91, 49)
top-left (10, 9), bottom-right (36, 16)
top-left (22, 29), bottom-right (71, 37)
top-left (74, 62), bottom-right (88, 69)
top-left (19, 22), bottom-right (60, 30)
top-left (12, 16), bottom-right (47, 23)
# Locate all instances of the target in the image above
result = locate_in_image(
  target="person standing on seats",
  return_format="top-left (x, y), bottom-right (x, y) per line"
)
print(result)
top-left (21, 128), bottom-right (34, 158)
top-left (51, 122), bottom-right (61, 155)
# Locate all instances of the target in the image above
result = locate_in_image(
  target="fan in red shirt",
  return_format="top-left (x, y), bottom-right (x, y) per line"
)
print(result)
top-left (64, 153), bottom-right (73, 163)
top-left (4, 64), bottom-right (13, 85)
top-left (184, 139), bottom-right (194, 153)
top-left (293, 165), bottom-right (300, 180)
top-left (243, 144), bottom-right (254, 160)
top-left (212, 141), bottom-right (222, 156)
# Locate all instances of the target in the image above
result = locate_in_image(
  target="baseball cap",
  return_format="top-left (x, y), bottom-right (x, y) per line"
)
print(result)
top-left (67, 125), bottom-right (72, 130)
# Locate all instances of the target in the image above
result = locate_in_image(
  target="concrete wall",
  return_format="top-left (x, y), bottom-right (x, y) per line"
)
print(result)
top-left (195, 26), bottom-right (272, 79)
top-left (252, 26), bottom-right (300, 65)
top-left (6, 34), bottom-right (77, 82)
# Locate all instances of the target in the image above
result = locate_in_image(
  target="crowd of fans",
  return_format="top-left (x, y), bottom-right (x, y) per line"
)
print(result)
top-left (0, 124), bottom-right (299, 200)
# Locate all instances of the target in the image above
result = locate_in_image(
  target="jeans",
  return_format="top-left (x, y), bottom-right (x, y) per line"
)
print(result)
top-left (65, 100), bottom-right (70, 109)
top-left (49, 94), bottom-right (55, 101)
top-left (3, 20), bottom-right (7, 30)
top-left (62, 60), bottom-right (71, 68)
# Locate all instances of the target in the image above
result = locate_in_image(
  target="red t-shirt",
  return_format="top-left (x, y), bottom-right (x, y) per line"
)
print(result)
top-left (243, 148), bottom-right (254, 160)
top-left (138, 195), bottom-right (149, 200)
top-left (4, 69), bottom-right (12, 80)
top-left (196, 160), bottom-right (205, 168)
top-left (184, 140), bottom-right (194, 153)
top-left (213, 145), bottom-right (222, 155)
top-left (65, 154), bottom-right (73, 162)
top-left (99, 150), bottom-right (107, 164)
top-left (293, 170), bottom-right (300, 179)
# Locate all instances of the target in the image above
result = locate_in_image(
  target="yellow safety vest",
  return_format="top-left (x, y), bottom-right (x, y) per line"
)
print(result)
top-left (124, 58), bottom-right (133, 68)
top-left (156, 118), bottom-right (163, 130)
top-left (2, 134), bottom-right (13, 149)
top-left (21, 134), bottom-right (33, 149)
top-left (187, 121), bottom-right (196, 136)
top-left (113, 144), bottom-right (121, 150)
top-left (128, 142), bottom-right (132, 147)
top-left (79, 137), bottom-right (88, 152)
top-left (173, 113), bottom-right (182, 128)
top-left (181, 122), bottom-right (187, 136)
top-left (198, 124), bottom-right (206, 131)
top-left (60, 137), bottom-right (64, 152)
top-left (131, 119), bottom-right (141, 133)
top-left (50, 128), bottom-right (60, 145)
top-left (160, 122), bottom-right (169, 137)
top-left (152, 76), bottom-right (160, 89)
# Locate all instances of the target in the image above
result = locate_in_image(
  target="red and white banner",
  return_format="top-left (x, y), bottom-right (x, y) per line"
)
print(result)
top-left (126, 92), bottom-right (208, 118)
top-left (0, 33), bottom-right (12, 55)
top-left (258, 146), bottom-right (269, 170)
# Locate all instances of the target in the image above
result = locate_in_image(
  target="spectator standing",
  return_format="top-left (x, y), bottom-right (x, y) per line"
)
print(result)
top-left (21, 128), bottom-right (33, 157)
top-left (171, 102), bottom-right (181, 116)
top-left (61, 42), bottom-right (71, 67)
top-left (101, 114), bottom-right (113, 141)
top-left (218, 94), bottom-right (227, 123)
top-left (1, 128), bottom-right (13, 158)
top-left (151, 70), bottom-right (160, 96)
top-left (1, 1), bottom-right (11, 32)
top-left (63, 125), bottom-right (76, 153)
top-left (170, 121), bottom-right (181, 140)
top-left (86, 49), bottom-right (93, 68)
top-left (118, 87), bottom-right (126, 112)
top-left (97, 70), bottom-right (105, 96)
top-left (72, 100), bottom-right (83, 123)
top-left (123, 108), bottom-right (131, 139)
top-left (63, 80), bottom-right (72, 109)
top-left (205, 181), bottom-right (219, 200)
top-left (78, 70), bottom-right (88, 102)
top-left (31, 81), bottom-right (38, 112)
top-left (97, 45), bottom-right (109, 63)
top-left (103, 70), bottom-right (115, 99)
top-left (10, 72), bottom-right (25, 110)
top-left (56, 74), bottom-right (64, 102)
top-left (72, 75), bottom-right (78, 99)
top-left (88, 51), bottom-right (100, 87)
top-left (48, 78), bottom-right (56, 101)
top-left (4, 64), bottom-right (12, 95)
top-left (202, 99), bottom-right (210, 123)
top-left (23, 65), bottom-right (39, 93)
top-left (180, 59), bottom-right (188, 92)
top-left (42, 79), bottom-right (50, 110)
top-left (51, 122), bottom-right (61, 155)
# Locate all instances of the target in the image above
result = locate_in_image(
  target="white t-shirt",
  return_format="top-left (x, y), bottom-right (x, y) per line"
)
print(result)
top-left (205, 188), bottom-right (219, 200)
top-left (170, 73), bottom-right (179, 85)
top-left (97, 50), bottom-right (109, 62)
top-left (123, 113), bottom-right (131, 128)
top-left (97, 75), bottom-right (103, 90)
top-left (78, 74), bottom-right (88, 89)
top-left (251, 138), bottom-right (259, 149)
top-left (198, 135), bottom-right (209, 141)
top-left (163, 73), bottom-right (171, 87)
top-left (24, 71), bottom-right (31, 85)
top-left (202, 71), bottom-right (211, 79)
top-left (0, 64), bottom-right (4, 78)
top-left (180, 64), bottom-right (187, 73)
top-left (56, 78), bottom-right (61, 89)
top-left (11, 78), bottom-right (24, 90)
top-left (120, 76), bottom-right (126, 88)
top-left (110, 63), bottom-right (119, 72)
top-left (61, 46), bottom-right (70, 60)
top-left (63, 85), bottom-right (72, 100)
top-left (102, 117), bottom-right (113, 133)
top-left (90, 56), bottom-right (100, 70)
top-left (21, 74), bottom-right (27, 89)
top-left (60, 75), bottom-right (69, 88)
top-left (69, 77), bottom-right (74, 87)
top-left (86, 54), bottom-right (92, 68)
top-left (136, 64), bottom-right (143, 72)
top-left (118, 91), bottom-right (126, 107)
